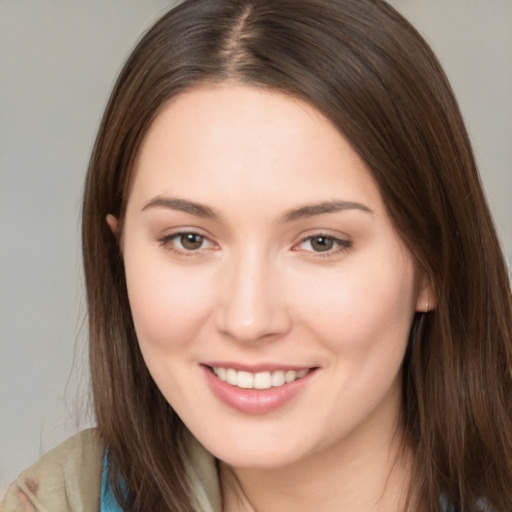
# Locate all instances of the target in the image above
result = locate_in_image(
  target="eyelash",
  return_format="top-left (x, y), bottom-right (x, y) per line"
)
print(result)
top-left (157, 231), bottom-right (352, 258)
top-left (157, 230), bottom-right (215, 257)
top-left (293, 233), bottom-right (352, 257)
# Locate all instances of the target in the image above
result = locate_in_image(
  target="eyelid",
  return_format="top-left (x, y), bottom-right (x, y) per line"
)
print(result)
top-left (292, 231), bottom-right (352, 255)
top-left (155, 227), bottom-right (352, 258)
top-left (157, 228), bottom-right (218, 255)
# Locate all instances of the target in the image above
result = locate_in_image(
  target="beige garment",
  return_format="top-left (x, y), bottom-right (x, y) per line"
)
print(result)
top-left (1, 429), bottom-right (222, 512)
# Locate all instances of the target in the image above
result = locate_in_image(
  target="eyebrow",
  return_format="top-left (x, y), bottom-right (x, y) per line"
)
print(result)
top-left (281, 200), bottom-right (373, 222)
top-left (142, 196), bottom-right (373, 222)
top-left (142, 196), bottom-right (220, 218)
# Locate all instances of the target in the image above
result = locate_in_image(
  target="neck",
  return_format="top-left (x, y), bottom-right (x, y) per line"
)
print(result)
top-left (220, 413), bottom-right (411, 512)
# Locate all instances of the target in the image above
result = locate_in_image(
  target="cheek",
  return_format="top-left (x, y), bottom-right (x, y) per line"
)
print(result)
top-left (123, 250), bottom-right (215, 352)
top-left (290, 255), bottom-right (417, 353)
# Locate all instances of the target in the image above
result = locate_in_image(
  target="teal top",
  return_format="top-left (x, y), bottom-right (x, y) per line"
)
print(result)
top-left (100, 453), bottom-right (123, 512)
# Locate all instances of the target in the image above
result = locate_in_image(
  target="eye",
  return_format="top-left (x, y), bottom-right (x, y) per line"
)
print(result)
top-left (295, 234), bottom-right (351, 254)
top-left (158, 231), bottom-right (214, 253)
top-left (178, 232), bottom-right (206, 251)
top-left (308, 235), bottom-right (335, 252)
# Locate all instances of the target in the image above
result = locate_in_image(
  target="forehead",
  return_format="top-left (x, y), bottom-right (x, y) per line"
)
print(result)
top-left (128, 84), bottom-right (383, 214)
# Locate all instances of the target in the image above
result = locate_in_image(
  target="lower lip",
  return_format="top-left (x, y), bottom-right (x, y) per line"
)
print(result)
top-left (202, 366), bottom-right (316, 415)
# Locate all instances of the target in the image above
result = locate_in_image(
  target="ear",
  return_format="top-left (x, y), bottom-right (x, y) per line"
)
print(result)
top-left (106, 214), bottom-right (118, 235)
top-left (415, 273), bottom-right (436, 313)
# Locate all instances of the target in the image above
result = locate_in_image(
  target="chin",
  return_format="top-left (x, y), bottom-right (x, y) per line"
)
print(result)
top-left (215, 447), bottom-right (304, 470)
top-left (193, 425), bottom-right (318, 470)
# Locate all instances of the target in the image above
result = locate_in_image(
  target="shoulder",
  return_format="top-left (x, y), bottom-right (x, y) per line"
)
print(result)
top-left (1, 429), bottom-right (104, 512)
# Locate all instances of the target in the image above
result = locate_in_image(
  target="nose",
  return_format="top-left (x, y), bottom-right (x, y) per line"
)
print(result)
top-left (215, 247), bottom-right (292, 343)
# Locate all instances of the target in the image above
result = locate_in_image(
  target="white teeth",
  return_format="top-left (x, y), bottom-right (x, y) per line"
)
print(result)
top-left (285, 370), bottom-right (296, 383)
top-left (212, 366), bottom-right (310, 389)
top-left (237, 371), bottom-right (254, 389)
top-left (271, 370), bottom-right (286, 387)
top-left (254, 371), bottom-right (272, 390)
top-left (226, 368), bottom-right (237, 386)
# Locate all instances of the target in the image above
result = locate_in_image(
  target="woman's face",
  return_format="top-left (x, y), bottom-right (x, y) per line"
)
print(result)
top-left (118, 85), bottom-right (429, 469)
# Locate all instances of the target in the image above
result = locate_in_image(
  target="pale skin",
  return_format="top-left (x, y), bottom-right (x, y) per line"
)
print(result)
top-left (107, 84), bottom-right (434, 512)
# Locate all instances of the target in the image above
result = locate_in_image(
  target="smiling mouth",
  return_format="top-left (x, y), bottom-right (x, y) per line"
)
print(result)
top-left (211, 366), bottom-right (310, 390)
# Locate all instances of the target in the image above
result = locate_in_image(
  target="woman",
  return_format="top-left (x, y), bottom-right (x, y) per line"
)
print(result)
top-left (3, 0), bottom-right (512, 511)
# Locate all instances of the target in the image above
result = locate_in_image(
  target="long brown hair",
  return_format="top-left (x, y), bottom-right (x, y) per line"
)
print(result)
top-left (82, 0), bottom-right (512, 510)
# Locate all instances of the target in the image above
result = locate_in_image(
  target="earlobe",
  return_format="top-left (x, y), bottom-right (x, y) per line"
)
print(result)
top-left (416, 277), bottom-right (436, 313)
top-left (106, 214), bottom-right (119, 235)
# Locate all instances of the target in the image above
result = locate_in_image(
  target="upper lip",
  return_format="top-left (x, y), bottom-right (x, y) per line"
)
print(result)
top-left (202, 362), bottom-right (316, 373)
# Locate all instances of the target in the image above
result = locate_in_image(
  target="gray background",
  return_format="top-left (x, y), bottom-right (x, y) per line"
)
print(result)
top-left (1, 0), bottom-right (511, 495)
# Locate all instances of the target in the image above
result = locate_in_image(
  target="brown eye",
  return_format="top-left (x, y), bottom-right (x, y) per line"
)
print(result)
top-left (180, 233), bottom-right (204, 250)
top-left (294, 234), bottom-right (352, 255)
top-left (158, 231), bottom-right (215, 254)
top-left (310, 236), bottom-right (334, 252)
